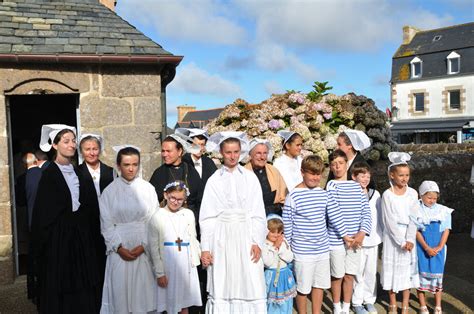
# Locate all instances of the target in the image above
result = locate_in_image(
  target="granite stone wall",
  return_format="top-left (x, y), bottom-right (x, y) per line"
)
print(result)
top-left (0, 63), bottom-right (165, 284)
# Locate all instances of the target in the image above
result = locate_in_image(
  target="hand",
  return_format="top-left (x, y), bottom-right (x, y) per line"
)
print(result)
top-left (425, 246), bottom-right (438, 257)
top-left (250, 244), bottom-right (261, 263)
top-left (201, 251), bottom-right (213, 267)
top-left (343, 235), bottom-right (354, 248)
top-left (130, 245), bottom-right (145, 257)
top-left (274, 235), bottom-right (284, 250)
top-left (157, 276), bottom-right (168, 288)
top-left (117, 246), bottom-right (137, 261)
top-left (403, 241), bottom-right (414, 252)
top-left (351, 231), bottom-right (366, 249)
top-left (433, 245), bottom-right (444, 254)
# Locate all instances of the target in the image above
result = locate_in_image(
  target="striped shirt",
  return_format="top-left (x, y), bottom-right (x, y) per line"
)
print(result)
top-left (326, 180), bottom-right (372, 249)
top-left (283, 187), bottom-right (347, 260)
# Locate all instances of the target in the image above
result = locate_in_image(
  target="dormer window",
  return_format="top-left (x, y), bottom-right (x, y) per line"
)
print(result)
top-left (447, 51), bottom-right (460, 74)
top-left (410, 57), bottom-right (422, 78)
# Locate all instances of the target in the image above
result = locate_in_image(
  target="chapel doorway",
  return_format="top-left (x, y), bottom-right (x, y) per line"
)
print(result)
top-left (6, 93), bottom-right (79, 275)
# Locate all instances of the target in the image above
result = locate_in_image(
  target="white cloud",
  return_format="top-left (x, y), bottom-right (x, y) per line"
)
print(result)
top-left (170, 62), bottom-right (241, 96)
top-left (255, 42), bottom-right (319, 81)
top-left (236, 0), bottom-right (454, 52)
top-left (117, 0), bottom-right (246, 45)
top-left (263, 80), bottom-right (284, 95)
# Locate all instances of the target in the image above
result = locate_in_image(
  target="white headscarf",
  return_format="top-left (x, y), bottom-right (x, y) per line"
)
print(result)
top-left (79, 133), bottom-right (104, 153)
top-left (168, 132), bottom-right (201, 155)
top-left (248, 138), bottom-right (274, 162)
top-left (418, 180), bottom-right (440, 196)
top-left (343, 129), bottom-right (372, 151)
top-left (206, 131), bottom-right (249, 162)
top-left (277, 130), bottom-right (297, 147)
top-left (175, 128), bottom-right (209, 140)
top-left (39, 124), bottom-right (76, 152)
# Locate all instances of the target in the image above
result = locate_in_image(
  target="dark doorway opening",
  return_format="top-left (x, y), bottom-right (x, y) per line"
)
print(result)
top-left (7, 93), bottom-right (78, 275)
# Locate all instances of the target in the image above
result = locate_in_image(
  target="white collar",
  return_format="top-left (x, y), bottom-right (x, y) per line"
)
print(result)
top-left (219, 164), bottom-right (244, 175)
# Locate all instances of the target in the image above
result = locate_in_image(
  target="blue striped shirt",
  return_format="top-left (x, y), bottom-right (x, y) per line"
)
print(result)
top-left (326, 180), bottom-right (372, 249)
top-left (283, 187), bottom-right (347, 258)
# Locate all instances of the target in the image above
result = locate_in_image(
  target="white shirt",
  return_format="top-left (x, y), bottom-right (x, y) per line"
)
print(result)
top-left (191, 155), bottom-right (202, 178)
top-left (86, 163), bottom-right (101, 197)
top-left (273, 154), bottom-right (303, 192)
top-left (56, 162), bottom-right (80, 212)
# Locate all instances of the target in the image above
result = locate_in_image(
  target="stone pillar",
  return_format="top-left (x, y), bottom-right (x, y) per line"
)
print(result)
top-left (0, 95), bottom-right (14, 284)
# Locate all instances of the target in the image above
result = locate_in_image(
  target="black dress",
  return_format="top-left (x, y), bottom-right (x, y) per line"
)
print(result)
top-left (78, 161), bottom-right (115, 295)
top-left (31, 162), bottom-right (101, 314)
top-left (149, 161), bottom-right (203, 218)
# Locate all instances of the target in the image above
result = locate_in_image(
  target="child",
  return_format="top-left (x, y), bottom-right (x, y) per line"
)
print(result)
top-left (283, 155), bottom-right (351, 314)
top-left (381, 152), bottom-right (420, 314)
top-left (148, 181), bottom-right (202, 314)
top-left (416, 181), bottom-right (454, 314)
top-left (350, 162), bottom-right (383, 314)
top-left (262, 214), bottom-right (297, 314)
top-left (326, 150), bottom-right (372, 314)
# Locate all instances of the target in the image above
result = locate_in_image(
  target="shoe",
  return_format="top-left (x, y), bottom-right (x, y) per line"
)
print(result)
top-left (402, 306), bottom-right (410, 313)
top-left (365, 303), bottom-right (377, 314)
top-left (419, 305), bottom-right (429, 314)
top-left (353, 305), bottom-right (369, 314)
top-left (388, 304), bottom-right (398, 314)
top-left (434, 307), bottom-right (442, 314)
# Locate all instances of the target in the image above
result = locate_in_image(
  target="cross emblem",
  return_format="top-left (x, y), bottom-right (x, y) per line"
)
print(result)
top-left (175, 237), bottom-right (183, 251)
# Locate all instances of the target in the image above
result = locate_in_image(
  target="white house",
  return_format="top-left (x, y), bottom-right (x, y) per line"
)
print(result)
top-left (390, 23), bottom-right (474, 144)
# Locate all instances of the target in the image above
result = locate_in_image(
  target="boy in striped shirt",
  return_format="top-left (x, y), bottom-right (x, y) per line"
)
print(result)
top-left (283, 155), bottom-right (352, 314)
top-left (326, 149), bottom-right (372, 314)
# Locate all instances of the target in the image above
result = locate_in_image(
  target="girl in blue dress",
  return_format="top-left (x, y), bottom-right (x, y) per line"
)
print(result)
top-left (262, 215), bottom-right (297, 313)
top-left (416, 181), bottom-right (454, 314)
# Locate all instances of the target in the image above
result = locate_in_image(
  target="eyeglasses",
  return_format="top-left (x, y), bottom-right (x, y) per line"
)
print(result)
top-left (169, 196), bottom-right (185, 204)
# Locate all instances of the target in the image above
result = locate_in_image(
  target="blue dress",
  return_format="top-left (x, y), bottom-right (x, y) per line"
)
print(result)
top-left (416, 202), bottom-right (453, 293)
top-left (265, 264), bottom-right (297, 314)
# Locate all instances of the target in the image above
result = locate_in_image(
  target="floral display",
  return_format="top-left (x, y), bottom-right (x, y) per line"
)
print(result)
top-left (205, 82), bottom-right (394, 162)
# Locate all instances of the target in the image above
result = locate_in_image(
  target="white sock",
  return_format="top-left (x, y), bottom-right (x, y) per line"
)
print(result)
top-left (342, 302), bottom-right (351, 312)
top-left (333, 302), bottom-right (342, 313)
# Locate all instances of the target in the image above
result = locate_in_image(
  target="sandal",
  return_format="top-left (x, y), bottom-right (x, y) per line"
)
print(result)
top-left (402, 306), bottom-right (410, 313)
top-left (434, 307), bottom-right (442, 314)
top-left (419, 306), bottom-right (429, 314)
top-left (389, 304), bottom-right (398, 314)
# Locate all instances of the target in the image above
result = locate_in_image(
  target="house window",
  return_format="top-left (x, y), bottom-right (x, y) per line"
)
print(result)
top-left (410, 57), bottom-right (422, 78)
top-left (414, 93), bottom-right (424, 111)
top-left (447, 51), bottom-right (460, 74)
top-left (449, 90), bottom-right (461, 110)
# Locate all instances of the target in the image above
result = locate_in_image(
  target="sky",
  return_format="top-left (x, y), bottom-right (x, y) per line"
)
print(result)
top-left (115, 0), bottom-right (474, 127)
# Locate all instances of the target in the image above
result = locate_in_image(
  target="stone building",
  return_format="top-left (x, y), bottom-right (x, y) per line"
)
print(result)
top-left (0, 0), bottom-right (182, 284)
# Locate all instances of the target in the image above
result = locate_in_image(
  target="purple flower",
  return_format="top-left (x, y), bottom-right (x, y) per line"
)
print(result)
top-left (323, 112), bottom-right (332, 120)
top-left (268, 119), bottom-right (281, 130)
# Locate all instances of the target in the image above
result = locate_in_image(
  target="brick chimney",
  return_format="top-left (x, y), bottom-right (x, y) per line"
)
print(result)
top-left (99, 0), bottom-right (116, 11)
top-left (402, 25), bottom-right (421, 45)
top-left (177, 105), bottom-right (196, 122)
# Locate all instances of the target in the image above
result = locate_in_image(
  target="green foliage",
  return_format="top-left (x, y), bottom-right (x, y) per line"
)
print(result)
top-left (307, 81), bottom-right (333, 102)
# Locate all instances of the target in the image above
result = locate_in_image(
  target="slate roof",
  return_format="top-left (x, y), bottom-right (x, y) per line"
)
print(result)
top-left (394, 22), bottom-right (474, 58)
top-left (174, 108), bottom-right (224, 129)
top-left (0, 0), bottom-right (173, 56)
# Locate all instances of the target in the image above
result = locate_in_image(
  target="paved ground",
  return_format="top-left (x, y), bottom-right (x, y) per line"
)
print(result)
top-left (0, 234), bottom-right (472, 313)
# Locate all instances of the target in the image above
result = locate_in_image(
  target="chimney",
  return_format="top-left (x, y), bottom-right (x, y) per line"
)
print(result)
top-left (99, 0), bottom-right (117, 11)
top-left (177, 105), bottom-right (196, 122)
top-left (402, 25), bottom-right (421, 45)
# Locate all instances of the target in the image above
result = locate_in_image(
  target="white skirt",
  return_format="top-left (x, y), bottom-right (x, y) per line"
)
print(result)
top-left (381, 226), bottom-right (419, 293)
top-left (206, 209), bottom-right (266, 313)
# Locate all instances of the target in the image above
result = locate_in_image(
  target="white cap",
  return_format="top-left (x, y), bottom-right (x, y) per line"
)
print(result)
top-left (167, 133), bottom-right (201, 155)
top-left (248, 138), bottom-right (274, 162)
top-left (277, 130), bottom-right (297, 146)
top-left (266, 213), bottom-right (283, 222)
top-left (343, 129), bottom-right (371, 151)
top-left (206, 131), bottom-right (249, 161)
top-left (112, 144), bottom-right (141, 153)
top-left (419, 180), bottom-right (440, 196)
top-left (79, 133), bottom-right (104, 153)
top-left (39, 124), bottom-right (76, 152)
top-left (388, 152), bottom-right (411, 171)
top-left (175, 128), bottom-right (209, 140)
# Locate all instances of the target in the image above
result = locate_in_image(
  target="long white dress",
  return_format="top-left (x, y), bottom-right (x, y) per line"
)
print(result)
top-left (99, 176), bottom-right (158, 314)
top-left (273, 154), bottom-right (303, 192)
top-left (381, 187), bottom-right (420, 293)
top-left (148, 206), bottom-right (202, 313)
top-left (199, 165), bottom-right (267, 313)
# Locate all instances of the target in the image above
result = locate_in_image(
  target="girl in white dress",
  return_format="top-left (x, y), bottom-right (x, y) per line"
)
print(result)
top-left (148, 181), bottom-right (202, 314)
top-left (381, 152), bottom-right (420, 314)
top-left (273, 130), bottom-right (303, 192)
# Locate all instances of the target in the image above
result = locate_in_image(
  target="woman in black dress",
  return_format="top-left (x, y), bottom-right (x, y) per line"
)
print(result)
top-left (31, 124), bottom-right (101, 313)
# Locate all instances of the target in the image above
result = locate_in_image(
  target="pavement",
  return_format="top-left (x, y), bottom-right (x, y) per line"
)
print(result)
top-left (0, 234), bottom-right (472, 313)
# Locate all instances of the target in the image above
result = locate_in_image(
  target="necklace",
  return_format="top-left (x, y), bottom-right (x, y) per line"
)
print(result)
top-left (168, 208), bottom-right (184, 251)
